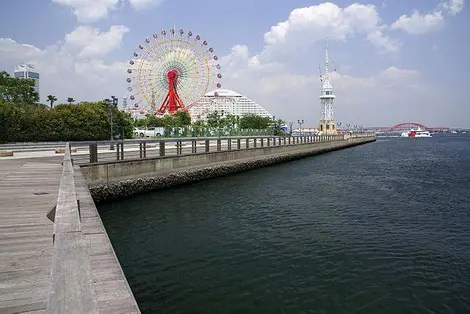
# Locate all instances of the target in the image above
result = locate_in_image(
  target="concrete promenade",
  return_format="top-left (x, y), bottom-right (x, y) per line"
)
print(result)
top-left (0, 157), bottom-right (140, 313)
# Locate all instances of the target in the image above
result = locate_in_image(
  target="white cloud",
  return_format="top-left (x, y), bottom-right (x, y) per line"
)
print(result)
top-left (441, 0), bottom-right (464, 15)
top-left (128, 0), bottom-right (164, 10)
top-left (63, 25), bottom-right (130, 58)
top-left (390, 11), bottom-right (445, 35)
top-left (0, 25), bottom-right (128, 103)
top-left (260, 2), bottom-right (398, 55)
top-left (51, 0), bottom-right (120, 23)
top-left (51, 0), bottom-right (165, 22)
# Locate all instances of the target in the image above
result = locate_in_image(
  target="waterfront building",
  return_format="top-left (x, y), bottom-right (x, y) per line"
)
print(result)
top-left (188, 88), bottom-right (273, 120)
top-left (14, 63), bottom-right (40, 98)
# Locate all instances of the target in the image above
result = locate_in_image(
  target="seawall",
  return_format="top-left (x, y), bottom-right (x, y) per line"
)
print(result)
top-left (85, 136), bottom-right (375, 204)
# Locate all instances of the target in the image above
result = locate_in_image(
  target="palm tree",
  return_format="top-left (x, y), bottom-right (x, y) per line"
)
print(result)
top-left (47, 95), bottom-right (57, 108)
top-left (67, 97), bottom-right (75, 104)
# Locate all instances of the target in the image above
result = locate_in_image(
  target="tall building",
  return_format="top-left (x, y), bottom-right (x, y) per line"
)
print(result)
top-left (317, 38), bottom-right (336, 135)
top-left (14, 63), bottom-right (40, 98)
top-left (188, 88), bottom-right (273, 120)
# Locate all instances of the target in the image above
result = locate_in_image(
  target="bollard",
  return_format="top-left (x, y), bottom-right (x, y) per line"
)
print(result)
top-left (176, 141), bottom-right (182, 154)
top-left (89, 144), bottom-right (98, 163)
top-left (140, 142), bottom-right (147, 158)
top-left (116, 142), bottom-right (124, 160)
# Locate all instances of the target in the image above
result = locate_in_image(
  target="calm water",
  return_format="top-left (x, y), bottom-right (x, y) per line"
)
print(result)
top-left (100, 135), bottom-right (470, 314)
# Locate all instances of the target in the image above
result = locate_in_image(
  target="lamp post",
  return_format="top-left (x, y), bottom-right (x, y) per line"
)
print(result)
top-left (107, 96), bottom-right (118, 150)
top-left (298, 119), bottom-right (304, 137)
top-left (337, 121), bottom-right (342, 134)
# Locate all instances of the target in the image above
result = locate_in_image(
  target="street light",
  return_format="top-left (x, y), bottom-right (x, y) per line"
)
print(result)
top-left (107, 96), bottom-right (118, 150)
top-left (298, 119), bottom-right (304, 136)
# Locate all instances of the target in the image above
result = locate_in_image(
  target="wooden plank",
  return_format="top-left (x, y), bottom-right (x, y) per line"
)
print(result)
top-left (74, 166), bottom-right (141, 314)
top-left (0, 146), bottom-right (140, 314)
top-left (0, 160), bottom-right (61, 314)
top-left (47, 231), bottom-right (98, 314)
top-left (46, 144), bottom-right (98, 314)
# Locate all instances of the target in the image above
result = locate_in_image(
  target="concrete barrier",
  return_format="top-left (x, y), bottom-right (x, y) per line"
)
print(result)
top-left (81, 136), bottom-right (373, 182)
top-left (84, 135), bottom-right (376, 203)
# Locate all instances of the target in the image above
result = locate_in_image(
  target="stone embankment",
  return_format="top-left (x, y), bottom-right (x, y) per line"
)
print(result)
top-left (87, 136), bottom-right (375, 203)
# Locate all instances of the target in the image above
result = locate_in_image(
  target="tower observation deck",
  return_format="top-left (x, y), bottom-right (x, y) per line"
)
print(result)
top-left (317, 38), bottom-right (336, 135)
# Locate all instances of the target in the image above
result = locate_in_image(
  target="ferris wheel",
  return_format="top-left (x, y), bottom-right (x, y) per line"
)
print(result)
top-left (126, 28), bottom-right (223, 116)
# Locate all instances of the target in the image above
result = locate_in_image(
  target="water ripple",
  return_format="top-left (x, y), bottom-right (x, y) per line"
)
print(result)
top-left (100, 135), bottom-right (470, 314)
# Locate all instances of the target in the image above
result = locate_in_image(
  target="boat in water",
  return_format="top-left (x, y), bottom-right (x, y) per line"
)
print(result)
top-left (401, 127), bottom-right (432, 138)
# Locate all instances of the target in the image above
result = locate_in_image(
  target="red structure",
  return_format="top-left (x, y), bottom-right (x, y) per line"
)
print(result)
top-left (156, 70), bottom-right (188, 115)
top-left (390, 122), bottom-right (427, 131)
top-left (363, 123), bottom-right (449, 132)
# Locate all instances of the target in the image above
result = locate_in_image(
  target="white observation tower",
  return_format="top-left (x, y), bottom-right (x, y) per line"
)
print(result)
top-left (317, 38), bottom-right (336, 135)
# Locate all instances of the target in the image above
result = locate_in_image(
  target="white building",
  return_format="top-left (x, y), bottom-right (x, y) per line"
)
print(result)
top-left (188, 88), bottom-right (273, 120)
top-left (14, 63), bottom-right (40, 98)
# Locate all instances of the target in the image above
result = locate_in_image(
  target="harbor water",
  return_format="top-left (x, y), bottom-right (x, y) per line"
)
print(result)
top-left (99, 134), bottom-right (470, 313)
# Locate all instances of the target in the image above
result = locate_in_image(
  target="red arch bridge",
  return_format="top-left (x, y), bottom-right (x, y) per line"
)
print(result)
top-left (362, 123), bottom-right (450, 132)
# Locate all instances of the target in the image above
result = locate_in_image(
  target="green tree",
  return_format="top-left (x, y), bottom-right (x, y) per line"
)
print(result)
top-left (206, 110), bottom-right (224, 128)
top-left (47, 95), bottom-right (57, 108)
top-left (239, 114), bottom-right (271, 129)
top-left (173, 110), bottom-right (191, 126)
top-left (0, 71), bottom-right (39, 104)
top-left (67, 97), bottom-right (75, 104)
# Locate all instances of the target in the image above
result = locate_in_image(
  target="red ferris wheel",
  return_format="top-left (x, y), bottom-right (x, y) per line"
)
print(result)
top-left (126, 28), bottom-right (223, 116)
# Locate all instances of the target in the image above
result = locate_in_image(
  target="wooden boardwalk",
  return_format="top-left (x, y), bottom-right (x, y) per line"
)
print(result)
top-left (0, 160), bottom-right (61, 313)
top-left (0, 158), bottom-right (140, 313)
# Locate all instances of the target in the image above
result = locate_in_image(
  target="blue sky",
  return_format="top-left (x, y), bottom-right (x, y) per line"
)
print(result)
top-left (0, 0), bottom-right (468, 127)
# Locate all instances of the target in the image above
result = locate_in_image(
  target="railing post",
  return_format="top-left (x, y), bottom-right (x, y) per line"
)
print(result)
top-left (191, 140), bottom-right (197, 153)
top-left (267, 137), bottom-right (271, 146)
top-left (217, 139), bottom-right (221, 151)
top-left (245, 138), bottom-right (249, 149)
top-left (273, 137), bottom-right (276, 146)
top-left (227, 139), bottom-right (232, 150)
top-left (176, 141), bottom-right (182, 154)
top-left (139, 142), bottom-right (147, 158)
top-left (89, 144), bottom-right (98, 163)
top-left (159, 141), bottom-right (164, 157)
top-left (253, 138), bottom-right (257, 148)
top-left (237, 138), bottom-right (241, 150)
top-left (116, 142), bottom-right (124, 160)
top-left (261, 138), bottom-right (264, 147)
top-left (205, 140), bottom-right (210, 152)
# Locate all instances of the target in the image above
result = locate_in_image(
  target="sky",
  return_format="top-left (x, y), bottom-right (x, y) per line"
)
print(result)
top-left (0, 0), bottom-right (468, 128)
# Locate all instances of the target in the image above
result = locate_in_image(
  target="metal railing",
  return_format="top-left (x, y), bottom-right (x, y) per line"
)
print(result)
top-left (68, 134), bottom-right (375, 165)
top-left (46, 143), bottom-right (98, 314)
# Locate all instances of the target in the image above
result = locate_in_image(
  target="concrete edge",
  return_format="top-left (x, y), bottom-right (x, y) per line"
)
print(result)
top-left (87, 137), bottom-right (375, 204)
top-left (73, 166), bottom-right (142, 313)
